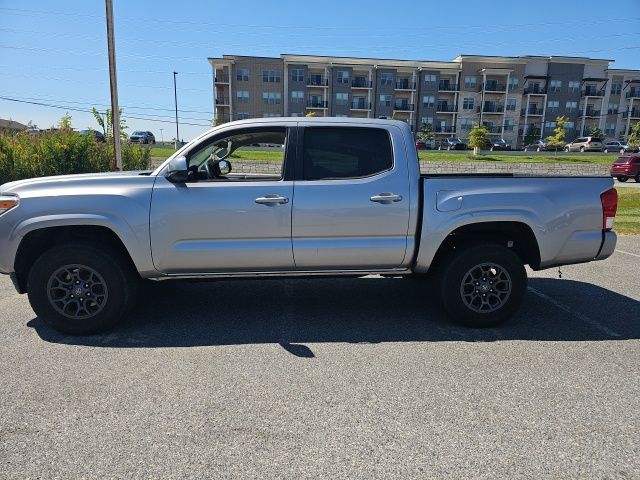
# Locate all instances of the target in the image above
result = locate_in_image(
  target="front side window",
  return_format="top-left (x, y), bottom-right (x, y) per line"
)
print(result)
top-left (302, 127), bottom-right (393, 181)
top-left (186, 128), bottom-right (286, 182)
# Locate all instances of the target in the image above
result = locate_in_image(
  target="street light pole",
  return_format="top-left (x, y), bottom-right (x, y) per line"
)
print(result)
top-left (173, 71), bottom-right (179, 149)
top-left (105, 0), bottom-right (122, 170)
top-left (160, 128), bottom-right (164, 143)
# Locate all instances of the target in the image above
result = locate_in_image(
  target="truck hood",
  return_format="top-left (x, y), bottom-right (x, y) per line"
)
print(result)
top-left (1, 170), bottom-right (154, 195)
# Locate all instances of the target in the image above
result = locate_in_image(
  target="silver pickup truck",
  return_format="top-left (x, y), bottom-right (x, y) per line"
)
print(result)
top-left (0, 118), bottom-right (618, 335)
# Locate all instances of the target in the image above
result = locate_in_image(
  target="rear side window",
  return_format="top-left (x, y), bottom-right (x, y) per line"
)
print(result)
top-left (591, 137), bottom-right (603, 142)
top-left (302, 127), bottom-right (393, 180)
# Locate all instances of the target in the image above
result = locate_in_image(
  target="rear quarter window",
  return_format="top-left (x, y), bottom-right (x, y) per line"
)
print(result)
top-left (302, 127), bottom-right (393, 180)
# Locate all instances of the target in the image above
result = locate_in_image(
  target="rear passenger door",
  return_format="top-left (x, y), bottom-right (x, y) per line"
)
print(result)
top-left (291, 125), bottom-right (411, 270)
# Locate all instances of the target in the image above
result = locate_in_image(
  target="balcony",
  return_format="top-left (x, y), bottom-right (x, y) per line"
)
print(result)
top-left (626, 91), bottom-right (640, 99)
top-left (524, 86), bottom-right (547, 95)
top-left (521, 107), bottom-right (543, 116)
top-left (352, 79), bottom-right (372, 88)
top-left (582, 88), bottom-right (604, 97)
top-left (436, 104), bottom-right (457, 113)
top-left (215, 97), bottom-right (230, 105)
top-left (478, 105), bottom-right (505, 114)
top-left (581, 109), bottom-right (601, 117)
top-left (623, 109), bottom-right (640, 118)
top-left (214, 74), bottom-right (230, 84)
top-left (351, 101), bottom-right (371, 110)
top-left (393, 102), bottom-right (414, 111)
top-left (395, 79), bottom-right (416, 90)
top-left (481, 83), bottom-right (507, 92)
top-left (307, 76), bottom-right (328, 87)
top-left (215, 114), bottom-right (231, 123)
top-left (438, 81), bottom-right (458, 92)
top-left (435, 125), bottom-right (456, 133)
top-left (307, 100), bottom-right (328, 108)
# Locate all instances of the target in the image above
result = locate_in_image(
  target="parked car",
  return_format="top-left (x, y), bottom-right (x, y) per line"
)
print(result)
top-left (483, 138), bottom-right (511, 151)
top-left (78, 129), bottom-right (105, 143)
top-left (416, 140), bottom-right (427, 150)
top-left (0, 118), bottom-right (618, 335)
top-left (564, 136), bottom-right (603, 152)
top-left (523, 140), bottom-right (562, 152)
top-left (602, 141), bottom-right (639, 154)
top-left (610, 155), bottom-right (640, 182)
top-left (129, 131), bottom-right (156, 144)
top-left (438, 137), bottom-right (467, 150)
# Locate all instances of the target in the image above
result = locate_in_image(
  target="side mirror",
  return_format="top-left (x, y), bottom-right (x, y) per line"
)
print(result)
top-left (166, 156), bottom-right (189, 183)
top-left (217, 159), bottom-right (232, 175)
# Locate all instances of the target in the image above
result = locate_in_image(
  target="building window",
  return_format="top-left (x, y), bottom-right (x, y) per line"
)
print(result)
top-left (262, 92), bottom-right (281, 104)
top-left (504, 119), bottom-right (515, 131)
top-left (236, 68), bottom-right (249, 81)
top-left (545, 121), bottom-right (556, 129)
top-left (463, 97), bottom-right (474, 110)
top-left (237, 112), bottom-right (249, 120)
top-left (508, 77), bottom-right (519, 90)
top-left (461, 118), bottom-right (473, 131)
top-left (337, 71), bottom-right (350, 84)
top-left (423, 95), bottom-right (435, 108)
top-left (421, 117), bottom-right (433, 125)
top-left (550, 80), bottom-right (562, 92)
top-left (291, 112), bottom-right (302, 117)
top-left (506, 98), bottom-right (517, 111)
top-left (568, 81), bottom-right (580, 93)
top-left (565, 121), bottom-right (575, 130)
top-left (291, 91), bottom-right (304, 103)
top-left (336, 92), bottom-right (349, 105)
top-left (547, 100), bottom-right (559, 112)
top-left (380, 73), bottom-right (394, 86)
top-left (566, 101), bottom-right (577, 112)
top-left (605, 123), bottom-right (616, 135)
top-left (611, 83), bottom-right (622, 95)
top-left (424, 74), bottom-right (436, 83)
top-left (262, 70), bottom-right (281, 83)
top-left (236, 90), bottom-right (249, 103)
top-left (464, 76), bottom-right (477, 89)
top-left (262, 113), bottom-right (282, 118)
top-left (608, 103), bottom-right (619, 114)
top-left (291, 68), bottom-right (304, 82)
top-left (379, 94), bottom-right (392, 106)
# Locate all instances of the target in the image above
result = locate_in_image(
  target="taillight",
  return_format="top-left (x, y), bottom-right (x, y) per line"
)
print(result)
top-left (600, 188), bottom-right (618, 231)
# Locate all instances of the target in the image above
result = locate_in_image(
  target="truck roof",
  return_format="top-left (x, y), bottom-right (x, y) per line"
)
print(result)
top-left (216, 117), bottom-right (411, 127)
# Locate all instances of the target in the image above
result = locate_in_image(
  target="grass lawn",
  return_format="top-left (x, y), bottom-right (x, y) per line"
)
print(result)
top-left (418, 151), bottom-right (615, 165)
top-left (616, 187), bottom-right (640, 235)
top-left (150, 146), bottom-right (178, 158)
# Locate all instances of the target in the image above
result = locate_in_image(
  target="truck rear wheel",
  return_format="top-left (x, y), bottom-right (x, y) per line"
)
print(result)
top-left (439, 244), bottom-right (527, 327)
top-left (27, 243), bottom-right (139, 335)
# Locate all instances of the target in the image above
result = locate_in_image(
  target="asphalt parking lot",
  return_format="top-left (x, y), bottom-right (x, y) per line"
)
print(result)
top-left (1, 237), bottom-right (638, 479)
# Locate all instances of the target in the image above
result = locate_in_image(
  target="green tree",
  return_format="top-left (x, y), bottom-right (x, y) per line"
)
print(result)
top-left (58, 113), bottom-right (73, 130)
top-left (468, 124), bottom-right (489, 154)
top-left (627, 122), bottom-right (640, 148)
top-left (305, 111), bottom-right (316, 117)
top-left (589, 126), bottom-right (604, 138)
top-left (523, 125), bottom-right (540, 147)
top-left (546, 115), bottom-right (568, 151)
top-left (417, 122), bottom-right (434, 145)
top-left (91, 107), bottom-right (128, 140)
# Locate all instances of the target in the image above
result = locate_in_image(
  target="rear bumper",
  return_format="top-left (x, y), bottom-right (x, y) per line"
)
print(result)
top-left (596, 231), bottom-right (617, 261)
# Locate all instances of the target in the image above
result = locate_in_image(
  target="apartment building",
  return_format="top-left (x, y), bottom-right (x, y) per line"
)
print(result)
top-left (209, 53), bottom-right (640, 146)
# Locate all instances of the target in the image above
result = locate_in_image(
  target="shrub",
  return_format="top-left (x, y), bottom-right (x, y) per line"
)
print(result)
top-left (0, 130), bottom-right (150, 184)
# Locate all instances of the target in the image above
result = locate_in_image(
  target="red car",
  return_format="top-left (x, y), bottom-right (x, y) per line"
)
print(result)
top-left (611, 155), bottom-right (640, 182)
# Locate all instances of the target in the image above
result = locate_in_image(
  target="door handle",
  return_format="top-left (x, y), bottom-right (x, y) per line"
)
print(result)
top-left (370, 193), bottom-right (403, 204)
top-left (255, 194), bottom-right (289, 205)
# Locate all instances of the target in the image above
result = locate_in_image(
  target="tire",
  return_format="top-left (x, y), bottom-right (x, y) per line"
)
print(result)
top-left (620, 149), bottom-right (625, 154)
top-left (603, 148), bottom-right (609, 153)
top-left (536, 147), bottom-right (541, 152)
top-left (617, 176), bottom-right (628, 182)
top-left (580, 146), bottom-right (585, 152)
top-left (439, 244), bottom-right (527, 328)
top-left (564, 147), bottom-right (570, 152)
top-left (635, 173), bottom-right (640, 183)
top-left (27, 243), bottom-right (139, 335)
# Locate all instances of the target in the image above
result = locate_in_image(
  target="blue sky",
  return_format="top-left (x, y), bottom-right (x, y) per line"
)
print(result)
top-left (1, 0), bottom-right (639, 141)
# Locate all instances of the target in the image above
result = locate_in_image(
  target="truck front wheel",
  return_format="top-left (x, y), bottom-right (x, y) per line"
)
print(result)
top-left (439, 244), bottom-right (527, 327)
top-left (27, 243), bottom-right (139, 335)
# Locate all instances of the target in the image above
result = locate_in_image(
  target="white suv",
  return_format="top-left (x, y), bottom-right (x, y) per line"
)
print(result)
top-left (564, 137), bottom-right (603, 152)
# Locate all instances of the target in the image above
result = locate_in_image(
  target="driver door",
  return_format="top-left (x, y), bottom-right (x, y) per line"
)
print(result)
top-left (150, 125), bottom-right (295, 274)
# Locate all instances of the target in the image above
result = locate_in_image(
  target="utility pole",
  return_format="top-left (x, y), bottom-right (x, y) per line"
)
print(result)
top-left (160, 128), bottom-right (164, 143)
top-left (105, 0), bottom-right (122, 170)
top-left (173, 71), bottom-right (179, 149)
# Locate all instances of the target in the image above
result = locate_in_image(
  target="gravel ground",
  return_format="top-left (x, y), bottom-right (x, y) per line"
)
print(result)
top-left (0, 237), bottom-right (638, 479)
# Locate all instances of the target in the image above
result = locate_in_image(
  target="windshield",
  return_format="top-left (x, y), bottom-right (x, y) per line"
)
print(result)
top-left (132, 131), bottom-right (145, 136)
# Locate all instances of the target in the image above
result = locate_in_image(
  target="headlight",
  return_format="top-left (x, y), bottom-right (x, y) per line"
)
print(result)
top-left (0, 195), bottom-right (19, 215)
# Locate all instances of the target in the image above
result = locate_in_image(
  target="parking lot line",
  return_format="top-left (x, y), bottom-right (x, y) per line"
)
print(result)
top-left (527, 286), bottom-right (621, 338)
top-left (615, 249), bottom-right (640, 258)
